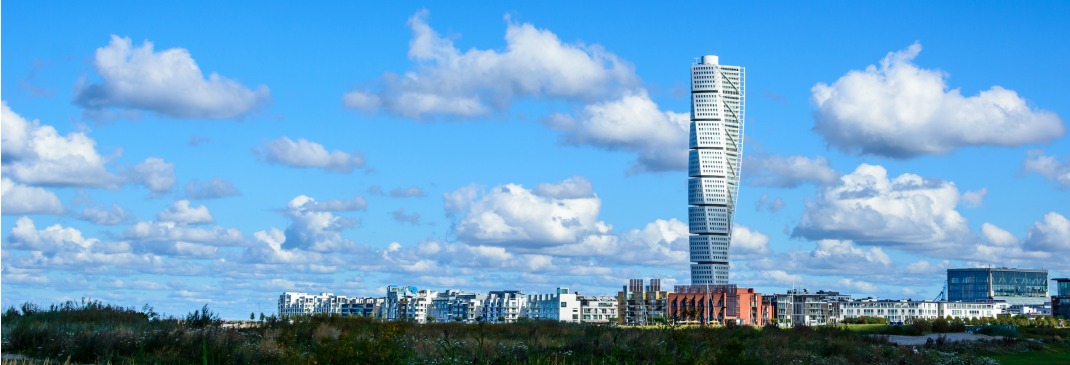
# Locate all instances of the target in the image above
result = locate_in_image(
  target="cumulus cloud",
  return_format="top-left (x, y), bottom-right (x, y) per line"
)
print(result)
top-left (812, 42), bottom-right (1064, 158)
top-left (74, 35), bottom-right (270, 119)
top-left (534, 176), bottom-right (594, 199)
top-left (1, 177), bottom-right (64, 215)
top-left (1024, 212), bottom-right (1070, 252)
top-left (344, 10), bottom-right (637, 119)
top-left (961, 188), bottom-right (987, 208)
top-left (124, 221), bottom-right (243, 246)
top-left (1023, 150), bottom-right (1070, 189)
top-left (730, 225), bottom-right (770, 257)
top-left (1, 102), bottom-right (120, 187)
top-left (548, 91), bottom-right (689, 173)
top-left (185, 177), bottom-right (240, 199)
top-left (78, 203), bottom-right (131, 225)
top-left (453, 177), bottom-right (609, 247)
top-left (280, 195), bottom-right (358, 252)
top-left (792, 163), bottom-right (972, 250)
top-left (156, 200), bottom-right (214, 225)
top-left (980, 222), bottom-right (1019, 246)
top-left (126, 157), bottom-right (176, 195)
top-left (443, 184), bottom-right (480, 217)
top-left (7, 216), bottom-right (98, 253)
top-left (743, 154), bottom-right (840, 187)
top-left (254, 137), bottom-right (365, 173)
top-left (241, 228), bottom-right (340, 265)
top-left (837, 278), bottom-right (878, 293)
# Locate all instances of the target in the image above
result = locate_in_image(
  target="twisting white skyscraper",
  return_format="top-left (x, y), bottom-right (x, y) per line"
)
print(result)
top-left (688, 55), bottom-right (745, 285)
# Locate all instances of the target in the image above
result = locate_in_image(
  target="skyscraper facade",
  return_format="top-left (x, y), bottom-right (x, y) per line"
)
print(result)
top-left (688, 55), bottom-right (745, 285)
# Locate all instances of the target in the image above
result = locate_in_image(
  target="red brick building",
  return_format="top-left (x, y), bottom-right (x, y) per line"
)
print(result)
top-left (668, 285), bottom-right (770, 326)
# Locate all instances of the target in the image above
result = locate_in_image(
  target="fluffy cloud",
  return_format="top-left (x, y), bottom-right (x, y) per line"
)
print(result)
top-left (156, 200), bottom-right (214, 225)
top-left (792, 164), bottom-right (972, 250)
top-left (254, 137), bottom-right (365, 173)
top-left (344, 10), bottom-right (636, 119)
top-left (755, 194), bottom-right (785, 213)
top-left (609, 219), bottom-right (689, 266)
top-left (280, 195), bottom-right (358, 252)
top-left (443, 184), bottom-right (480, 217)
top-left (74, 35), bottom-right (270, 119)
top-left (743, 155), bottom-right (840, 187)
top-left (453, 177), bottom-right (608, 247)
top-left (730, 225), bottom-right (771, 257)
top-left (78, 203), bottom-right (131, 225)
top-left (7, 216), bottom-right (98, 253)
top-left (961, 188), bottom-right (987, 208)
top-left (1, 102), bottom-right (119, 187)
top-left (124, 221), bottom-right (243, 246)
top-left (547, 91), bottom-right (689, 173)
top-left (1024, 212), bottom-right (1070, 252)
top-left (1, 177), bottom-right (64, 215)
top-left (837, 278), bottom-right (878, 293)
top-left (241, 228), bottom-right (340, 265)
top-left (1023, 150), bottom-right (1070, 189)
top-left (126, 157), bottom-right (176, 195)
top-left (812, 42), bottom-right (1064, 158)
top-left (185, 177), bottom-right (241, 199)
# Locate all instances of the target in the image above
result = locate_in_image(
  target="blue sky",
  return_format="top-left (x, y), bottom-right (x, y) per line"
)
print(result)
top-left (3, 1), bottom-right (1068, 319)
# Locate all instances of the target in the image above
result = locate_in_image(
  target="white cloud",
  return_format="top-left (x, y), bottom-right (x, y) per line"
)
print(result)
top-left (74, 35), bottom-right (270, 119)
top-left (962, 188), bottom-right (987, 208)
top-left (127, 157), bottom-right (176, 195)
top-left (1, 102), bottom-right (120, 187)
top-left (344, 10), bottom-right (637, 119)
top-left (124, 221), bottom-right (243, 246)
top-left (837, 278), bottom-right (878, 293)
top-left (1024, 212), bottom-right (1070, 252)
top-left (185, 177), bottom-right (241, 199)
top-left (756, 270), bottom-right (803, 286)
top-left (730, 225), bottom-right (770, 257)
top-left (980, 222), bottom-right (1019, 246)
top-left (79, 203), bottom-right (131, 225)
top-left (1, 177), bottom-right (64, 215)
top-left (7, 216), bottom-right (98, 253)
top-left (812, 42), bottom-right (1064, 158)
top-left (534, 176), bottom-right (594, 199)
top-left (156, 200), bottom-right (214, 225)
top-left (453, 177), bottom-right (608, 247)
top-left (443, 184), bottom-right (480, 217)
top-left (600, 218), bottom-right (688, 266)
top-left (279, 195), bottom-right (358, 252)
top-left (254, 137), bottom-right (365, 173)
top-left (288, 194), bottom-right (366, 212)
top-left (755, 194), bottom-right (785, 213)
top-left (792, 163), bottom-right (972, 251)
top-left (744, 155), bottom-right (840, 187)
top-left (1023, 150), bottom-right (1070, 189)
top-left (548, 91), bottom-right (689, 173)
top-left (241, 228), bottom-right (339, 265)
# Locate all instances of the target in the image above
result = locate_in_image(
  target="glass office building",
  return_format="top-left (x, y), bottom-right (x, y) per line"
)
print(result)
top-left (1053, 278), bottom-right (1070, 319)
top-left (947, 268), bottom-right (1048, 306)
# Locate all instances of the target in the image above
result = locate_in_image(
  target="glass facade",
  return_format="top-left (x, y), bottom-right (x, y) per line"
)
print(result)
top-left (947, 268), bottom-right (1048, 305)
top-left (1057, 279), bottom-right (1070, 297)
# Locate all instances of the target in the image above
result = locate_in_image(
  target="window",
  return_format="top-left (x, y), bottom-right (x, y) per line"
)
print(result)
top-left (560, 302), bottom-right (567, 308)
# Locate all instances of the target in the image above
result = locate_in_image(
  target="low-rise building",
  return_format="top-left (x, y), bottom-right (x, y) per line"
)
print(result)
top-left (580, 295), bottom-right (618, 324)
top-left (527, 288), bottom-right (582, 323)
top-left (774, 289), bottom-right (849, 326)
top-left (482, 290), bottom-right (526, 323)
top-left (278, 292), bottom-right (351, 316)
top-left (618, 279), bottom-right (669, 326)
top-left (1052, 278), bottom-right (1070, 320)
top-left (669, 285), bottom-right (770, 326)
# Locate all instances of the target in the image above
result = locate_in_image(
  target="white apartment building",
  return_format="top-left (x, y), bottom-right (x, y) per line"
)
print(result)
top-left (838, 300), bottom-right (1004, 323)
top-left (580, 295), bottom-right (619, 324)
top-left (278, 292), bottom-right (350, 316)
top-left (429, 290), bottom-right (485, 323)
top-left (482, 290), bottom-right (527, 323)
top-left (688, 54), bottom-right (746, 285)
top-left (527, 288), bottom-right (582, 323)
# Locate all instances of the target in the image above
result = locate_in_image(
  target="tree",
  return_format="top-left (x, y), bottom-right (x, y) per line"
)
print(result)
top-left (260, 312), bottom-right (265, 322)
top-left (251, 312), bottom-right (256, 321)
top-left (426, 315), bottom-right (436, 323)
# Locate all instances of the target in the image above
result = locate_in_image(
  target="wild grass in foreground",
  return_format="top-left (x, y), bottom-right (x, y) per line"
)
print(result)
top-left (3, 300), bottom-right (1068, 364)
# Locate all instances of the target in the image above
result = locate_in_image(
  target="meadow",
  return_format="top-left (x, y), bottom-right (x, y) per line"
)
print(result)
top-left (2, 300), bottom-right (1068, 364)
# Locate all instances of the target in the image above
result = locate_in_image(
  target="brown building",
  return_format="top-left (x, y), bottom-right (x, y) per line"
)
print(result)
top-left (669, 284), bottom-right (770, 326)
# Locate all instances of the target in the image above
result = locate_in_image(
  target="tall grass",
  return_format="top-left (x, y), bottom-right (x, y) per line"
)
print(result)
top-left (3, 301), bottom-right (1065, 364)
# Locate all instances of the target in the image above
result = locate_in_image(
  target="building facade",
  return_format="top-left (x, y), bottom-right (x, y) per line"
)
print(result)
top-left (482, 290), bottom-right (526, 323)
top-left (617, 279), bottom-right (669, 326)
top-left (279, 292), bottom-right (381, 317)
top-left (527, 288), bottom-right (582, 323)
top-left (773, 290), bottom-right (849, 326)
top-left (839, 300), bottom-right (1002, 323)
top-left (688, 55), bottom-right (745, 285)
top-left (580, 295), bottom-right (619, 324)
top-left (1053, 278), bottom-right (1070, 319)
top-left (947, 268), bottom-right (1048, 305)
top-left (669, 285), bottom-right (769, 326)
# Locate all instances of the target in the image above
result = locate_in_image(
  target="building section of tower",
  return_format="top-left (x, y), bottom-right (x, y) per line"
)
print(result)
top-left (688, 55), bottom-right (745, 285)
